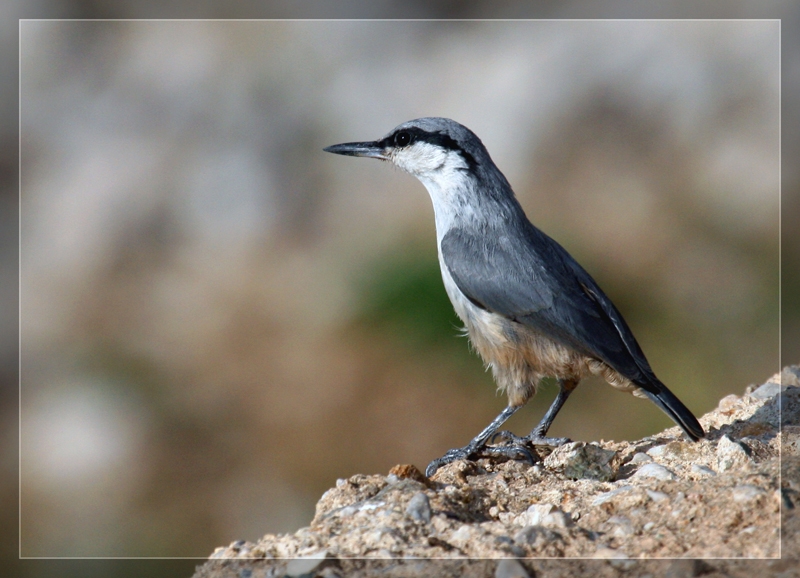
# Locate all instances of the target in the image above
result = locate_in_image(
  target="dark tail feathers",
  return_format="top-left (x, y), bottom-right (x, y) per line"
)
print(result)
top-left (642, 383), bottom-right (705, 442)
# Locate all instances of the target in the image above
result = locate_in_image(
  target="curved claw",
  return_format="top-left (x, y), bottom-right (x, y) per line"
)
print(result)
top-left (425, 456), bottom-right (456, 478)
top-left (425, 460), bottom-right (444, 478)
top-left (425, 446), bottom-right (475, 478)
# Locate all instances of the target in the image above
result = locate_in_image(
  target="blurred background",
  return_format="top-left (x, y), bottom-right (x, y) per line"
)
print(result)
top-left (9, 16), bottom-right (783, 562)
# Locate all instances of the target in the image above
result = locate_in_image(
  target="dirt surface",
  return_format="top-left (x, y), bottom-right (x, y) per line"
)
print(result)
top-left (193, 367), bottom-right (799, 577)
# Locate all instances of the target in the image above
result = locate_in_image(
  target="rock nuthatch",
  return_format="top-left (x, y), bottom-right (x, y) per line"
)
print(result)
top-left (325, 117), bottom-right (704, 477)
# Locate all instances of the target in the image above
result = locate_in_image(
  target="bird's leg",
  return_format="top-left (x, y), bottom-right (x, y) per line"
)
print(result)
top-left (526, 377), bottom-right (578, 444)
top-left (425, 404), bottom-right (535, 478)
top-left (493, 378), bottom-right (578, 447)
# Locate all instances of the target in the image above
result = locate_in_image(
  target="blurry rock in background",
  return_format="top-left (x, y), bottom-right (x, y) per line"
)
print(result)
top-left (18, 20), bottom-right (778, 556)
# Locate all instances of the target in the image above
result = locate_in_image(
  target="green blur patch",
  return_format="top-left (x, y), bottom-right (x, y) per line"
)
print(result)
top-left (353, 245), bottom-right (471, 358)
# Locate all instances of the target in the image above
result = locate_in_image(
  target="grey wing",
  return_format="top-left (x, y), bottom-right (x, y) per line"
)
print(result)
top-left (440, 224), bottom-right (658, 388)
top-left (439, 225), bottom-right (556, 317)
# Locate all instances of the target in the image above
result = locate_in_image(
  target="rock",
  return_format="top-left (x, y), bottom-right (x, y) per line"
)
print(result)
top-left (606, 514), bottom-right (634, 537)
top-left (645, 489), bottom-right (669, 502)
top-left (543, 441), bottom-right (617, 481)
top-left (717, 394), bottom-right (740, 413)
top-left (592, 485), bottom-right (635, 506)
top-left (782, 385), bottom-right (800, 426)
top-left (494, 558), bottom-right (530, 578)
top-left (405, 492), bottom-right (431, 523)
top-left (313, 473), bottom-right (388, 523)
top-left (513, 525), bottom-right (562, 546)
top-left (731, 484), bottom-right (765, 502)
top-left (592, 547), bottom-right (628, 559)
top-left (781, 366), bottom-right (800, 387)
top-left (284, 550), bottom-right (328, 577)
top-left (518, 503), bottom-right (573, 529)
top-left (690, 464), bottom-right (716, 477)
top-left (749, 381), bottom-right (782, 399)
top-left (784, 426), bottom-right (800, 457)
top-left (632, 463), bottom-right (677, 481)
top-left (194, 367), bottom-right (790, 573)
top-left (447, 524), bottom-right (475, 549)
top-left (664, 559), bottom-right (708, 578)
top-left (389, 463), bottom-right (429, 485)
top-left (716, 435), bottom-right (751, 472)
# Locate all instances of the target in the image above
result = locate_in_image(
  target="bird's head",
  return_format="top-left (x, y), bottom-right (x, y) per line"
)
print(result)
top-left (324, 117), bottom-right (486, 183)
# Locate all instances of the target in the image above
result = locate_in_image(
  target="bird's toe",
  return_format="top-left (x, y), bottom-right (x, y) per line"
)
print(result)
top-left (527, 434), bottom-right (571, 447)
top-left (481, 443), bottom-right (537, 465)
top-left (490, 430), bottom-right (528, 445)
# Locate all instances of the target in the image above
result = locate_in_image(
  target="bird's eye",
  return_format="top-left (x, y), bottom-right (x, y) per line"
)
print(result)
top-left (394, 131), bottom-right (411, 147)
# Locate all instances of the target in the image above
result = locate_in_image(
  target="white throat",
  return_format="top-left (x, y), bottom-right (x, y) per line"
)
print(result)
top-left (391, 142), bottom-right (475, 245)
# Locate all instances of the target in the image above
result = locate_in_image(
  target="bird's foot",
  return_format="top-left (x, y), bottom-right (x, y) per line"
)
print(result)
top-left (491, 430), bottom-right (572, 448)
top-left (425, 442), bottom-right (535, 478)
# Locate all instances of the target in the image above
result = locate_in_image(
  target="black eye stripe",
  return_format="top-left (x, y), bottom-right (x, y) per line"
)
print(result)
top-left (381, 127), bottom-right (478, 170)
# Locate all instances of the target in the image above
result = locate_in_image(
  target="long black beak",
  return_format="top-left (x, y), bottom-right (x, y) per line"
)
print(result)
top-left (323, 141), bottom-right (388, 159)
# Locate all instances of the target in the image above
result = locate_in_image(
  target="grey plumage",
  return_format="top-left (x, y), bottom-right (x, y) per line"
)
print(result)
top-left (325, 117), bottom-right (704, 477)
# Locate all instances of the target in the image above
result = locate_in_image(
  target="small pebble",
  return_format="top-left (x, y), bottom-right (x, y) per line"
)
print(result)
top-left (450, 525), bottom-right (473, 544)
top-left (593, 547), bottom-right (628, 559)
top-left (592, 485), bottom-right (634, 506)
top-left (691, 464), bottom-right (717, 477)
top-left (732, 485), bottom-right (765, 502)
top-left (519, 504), bottom-right (573, 528)
top-left (633, 463), bottom-right (677, 481)
top-left (630, 452), bottom-right (653, 464)
top-left (495, 558), bottom-right (530, 578)
top-left (717, 436), bottom-right (751, 471)
top-left (607, 515), bottom-right (634, 537)
top-left (718, 394), bottom-right (740, 413)
top-left (543, 442), bottom-right (617, 481)
top-left (646, 489), bottom-right (669, 502)
top-left (285, 550), bottom-right (328, 577)
top-left (405, 492), bottom-right (432, 523)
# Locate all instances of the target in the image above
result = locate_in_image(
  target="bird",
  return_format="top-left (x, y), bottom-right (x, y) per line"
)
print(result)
top-left (324, 117), bottom-right (705, 478)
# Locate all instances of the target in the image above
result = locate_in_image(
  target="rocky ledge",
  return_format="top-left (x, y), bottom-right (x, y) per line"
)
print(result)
top-left (193, 366), bottom-right (799, 578)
